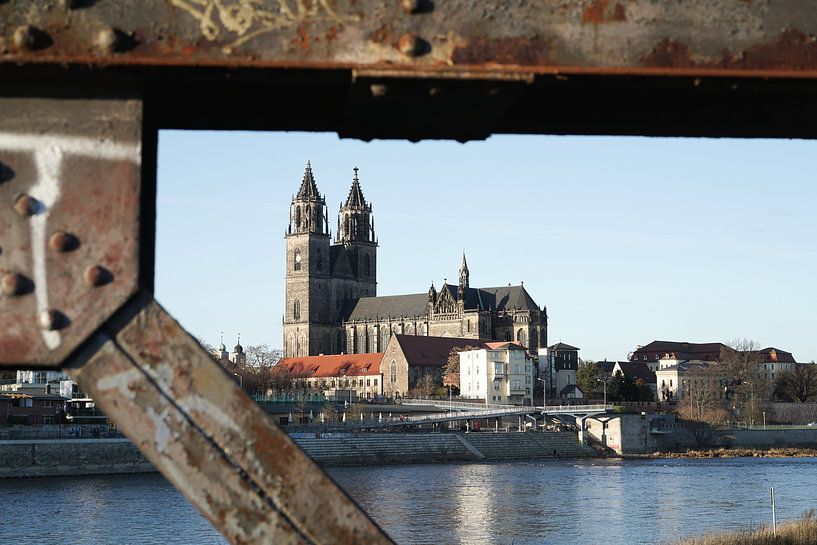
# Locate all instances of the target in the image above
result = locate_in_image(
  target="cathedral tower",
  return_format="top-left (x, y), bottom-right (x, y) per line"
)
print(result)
top-left (335, 167), bottom-right (377, 298)
top-left (283, 161), bottom-right (332, 357)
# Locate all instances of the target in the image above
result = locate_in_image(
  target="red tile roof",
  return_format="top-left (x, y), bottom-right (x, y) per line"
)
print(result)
top-left (279, 353), bottom-right (383, 378)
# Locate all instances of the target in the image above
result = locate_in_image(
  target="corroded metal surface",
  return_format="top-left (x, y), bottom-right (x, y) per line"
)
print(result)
top-left (69, 299), bottom-right (393, 545)
top-left (0, 97), bottom-right (142, 366)
top-left (1, 1), bottom-right (817, 78)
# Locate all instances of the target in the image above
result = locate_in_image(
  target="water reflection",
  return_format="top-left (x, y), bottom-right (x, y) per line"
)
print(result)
top-left (3, 458), bottom-right (817, 545)
top-left (330, 458), bottom-right (817, 545)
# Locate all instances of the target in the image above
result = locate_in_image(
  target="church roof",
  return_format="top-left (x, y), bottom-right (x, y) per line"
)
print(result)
top-left (344, 167), bottom-right (366, 208)
top-left (343, 293), bottom-right (428, 321)
top-left (392, 335), bottom-right (485, 367)
top-left (296, 160), bottom-right (321, 200)
top-left (341, 283), bottom-right (539, 322)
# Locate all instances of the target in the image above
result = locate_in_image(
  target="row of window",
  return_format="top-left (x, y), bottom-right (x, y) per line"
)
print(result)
top-left (304, 378), bottom-right (379, 388)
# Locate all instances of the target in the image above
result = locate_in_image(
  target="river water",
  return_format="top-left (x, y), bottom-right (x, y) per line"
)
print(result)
top-left (2, 458), bottom-right (816, 545)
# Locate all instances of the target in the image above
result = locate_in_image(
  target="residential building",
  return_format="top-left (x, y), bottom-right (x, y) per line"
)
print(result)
top-left (0, 393), bottom-right (65, 425)
top-left (631, 340), bottom-right (796, 371)
top-left (655, 361), bottom-right (727, 402)
top-left (612, 361), bottom-right (658, 400)
top-left (460, 342), bottom-right (533, 405)
top-left (278, 352), bottom-right (383, 401)
top-left (539, 342), bottom-right (581, 400)
top-left (282, 162), bottom-right (548, 358)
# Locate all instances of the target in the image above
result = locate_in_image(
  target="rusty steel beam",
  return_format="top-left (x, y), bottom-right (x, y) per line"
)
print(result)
top-left (67, 297), bottom-right (394, 545)
top-left (0, 96), bottom-right (143, 367)
top-left (2, 1), bottom-right (817, 78)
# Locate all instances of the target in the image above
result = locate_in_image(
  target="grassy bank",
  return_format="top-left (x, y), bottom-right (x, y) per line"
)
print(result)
top-left (648, 448), bottom-right (817, 459)
top-left (675, 512), bottom-right (817, 545)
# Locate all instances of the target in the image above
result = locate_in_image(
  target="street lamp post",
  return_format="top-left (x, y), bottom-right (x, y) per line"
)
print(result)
top-left (537, 377), bottom-right (547, 408)
top-left (233, 373), bottom-right (243, 389)
top-left (597, 377), bottom-right (608, 406)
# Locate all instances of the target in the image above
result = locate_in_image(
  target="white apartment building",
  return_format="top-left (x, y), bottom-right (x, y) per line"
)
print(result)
top-left (460, 342), bottom-right (532, 405)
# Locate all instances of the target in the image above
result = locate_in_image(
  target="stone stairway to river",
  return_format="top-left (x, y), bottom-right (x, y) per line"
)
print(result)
top-left (294, 432), bottom-right (594, 466)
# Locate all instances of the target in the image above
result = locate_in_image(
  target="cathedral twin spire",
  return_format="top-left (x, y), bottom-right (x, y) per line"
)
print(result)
top-left (289, 161), bottom-right (375, 244)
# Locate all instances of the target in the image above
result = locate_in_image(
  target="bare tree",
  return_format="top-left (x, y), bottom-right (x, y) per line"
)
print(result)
top-left (444, 345), bottom-right (481, 392)
top-left (246, 344), bottom-right (282, 394)
top-left (321, 403), bottom-right (339, 423)
top-left (680, 367), bottom-right (722, 421)
top-left (674, 365), bottom-right (730, 448)
top-left (416, 374), bottom-right (437, 398)
top-left (720, 339), bottom-right (769, 424)
top-left (776, 362), bottom-right (817, 402)
top-left (345, 402), bottom-right (366, 422)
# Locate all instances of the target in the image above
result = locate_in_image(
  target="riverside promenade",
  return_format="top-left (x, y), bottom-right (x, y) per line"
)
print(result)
top-left (0, 431), bottom-right (594, 478)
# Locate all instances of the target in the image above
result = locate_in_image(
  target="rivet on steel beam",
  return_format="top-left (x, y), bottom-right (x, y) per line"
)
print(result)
top-left (95, 27), bottom-right (124, 54)
top-left (13, 194), bottom-right (39, 217)
top-left (84, 264), bottom-right (113, 287)
top-left (401, 0), bottom-right (422, 14)
top-left (1, 272), bottom-right (33, 297)
top-left (12, 25), bottom-right (50, 51)
top-left (39, 309), bottom-right (69, 331)
top-left (13, 26), bottom-right (37, 51)
top-left (49, 230), bottom-right (80, 252)
top-left (370, 84), bottom-right (388, 98)
top-left (397, 33), bottom-right (428, 57)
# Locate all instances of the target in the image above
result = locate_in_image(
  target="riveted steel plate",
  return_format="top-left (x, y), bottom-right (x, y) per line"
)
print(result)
top-left (68, 299), bottom-right (393, 545)
top-left (0, 97), bottom-right (142, 366)
top-left (3, 1), bottom-right (817, 79)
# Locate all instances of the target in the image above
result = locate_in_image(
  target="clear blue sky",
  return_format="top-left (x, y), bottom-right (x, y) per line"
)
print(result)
top-left (156, 131), bottom-right (817, 362)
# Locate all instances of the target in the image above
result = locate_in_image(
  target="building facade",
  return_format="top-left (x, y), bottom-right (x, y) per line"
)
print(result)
top-left (460, 342), bottom-right (533, 405)
top-left (278, 352), bottom-right (383, 401)
top-left (283, 162), bottom-right (548, 358)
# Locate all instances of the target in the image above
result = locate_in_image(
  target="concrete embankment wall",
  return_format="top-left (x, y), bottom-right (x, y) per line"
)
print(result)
top-left (0, 439), bottom-right (153, 478)
top-left (655, 428), bottom-right (817, 451)
top-left (589, 414), bottom-right (817, 454)
top-left (294, 432), bottom-right (595, 466)
top-left (0, 432), bottom-right (594, 477)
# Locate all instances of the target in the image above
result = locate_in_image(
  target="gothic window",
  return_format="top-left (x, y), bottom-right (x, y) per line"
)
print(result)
top-left (344, 215), bottom-right (350, 238)
top-left (295, 206), bottom-right (301, 229)
top-left (517, 328), bottom-right (526, 347)
top-left (316, 248), bottom-right (323, 272)
top-left (466, 320), bottom-right (471, 333)
top-left (347, 328), bottom-right (355, 353)
top-left (504, 331), bottom-right (511, 341)
top-left (368, 327), bottom-right (377, 352)
top-left (305, 205), bottom-right (311, 229)
top-left (364, 254), bottom-right (371, 277)
top-left (356, 329), bottom-right (366, 354)
top-left (391, 360), bottom-right (397, 384)
top-left (294, 249), bottom-right (302, 271)
top-left (293, 299), bottom-right (301, 321)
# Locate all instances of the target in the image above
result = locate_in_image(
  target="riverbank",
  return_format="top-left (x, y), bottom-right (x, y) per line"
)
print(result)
top-left (675, 511), bottom-right (817, 545)
top-left (640, 447), bottom-right (817, 459)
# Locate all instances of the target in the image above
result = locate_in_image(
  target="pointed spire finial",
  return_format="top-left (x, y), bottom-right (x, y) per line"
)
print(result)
top-left (344, 166), bottom-right (366, 208)
top-left (296, 160), bottom-right (320, 200)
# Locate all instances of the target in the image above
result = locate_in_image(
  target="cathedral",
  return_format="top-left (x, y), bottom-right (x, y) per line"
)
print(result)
top-left (283, 162), bottom-right (548, 358)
